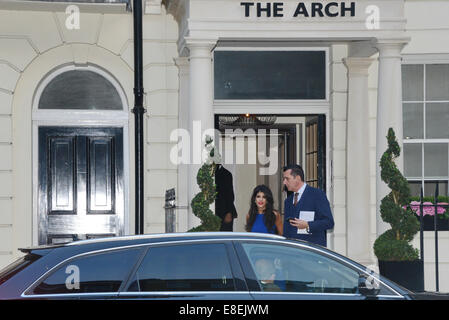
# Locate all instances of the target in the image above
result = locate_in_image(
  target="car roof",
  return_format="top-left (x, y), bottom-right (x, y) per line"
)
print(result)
top-left (20, 232), bottom-right (286, 252)
top-left (67, 232), bottom-right (285, 246)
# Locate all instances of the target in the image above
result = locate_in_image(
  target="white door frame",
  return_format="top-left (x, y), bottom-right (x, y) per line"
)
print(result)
top-left (31, 64), bottom-right (130, 245)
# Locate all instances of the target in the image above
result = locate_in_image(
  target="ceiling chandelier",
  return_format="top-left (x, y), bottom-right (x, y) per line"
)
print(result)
top-left (219, 114), bottom-right (277, 126)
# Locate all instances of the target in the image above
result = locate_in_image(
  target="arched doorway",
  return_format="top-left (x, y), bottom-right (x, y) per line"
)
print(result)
top-left (32, 65), bottom-right (129, 245)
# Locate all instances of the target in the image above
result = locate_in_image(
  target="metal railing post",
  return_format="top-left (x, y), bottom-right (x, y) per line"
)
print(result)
top-left (419, 187), bottom-right (424, 262)
top-left (434, 184), bottom-right (440, 292)
top-left (132, 0), bottom-right (146, 235)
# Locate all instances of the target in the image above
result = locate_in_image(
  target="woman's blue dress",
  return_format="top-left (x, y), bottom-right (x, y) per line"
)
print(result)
top-left (250, 213), bottom-right (276, 234)
top-left (250, 214), bottom-right (285, 290)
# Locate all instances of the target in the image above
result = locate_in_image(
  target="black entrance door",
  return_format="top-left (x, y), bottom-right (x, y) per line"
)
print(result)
top-left (306, 115), bottom-right (326, 191)
top-left (38, 127), bottom-right (124, 245)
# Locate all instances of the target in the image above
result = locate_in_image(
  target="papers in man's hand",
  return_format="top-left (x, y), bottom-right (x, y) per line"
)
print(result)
top-left (297, 211), bottom-right (315, 234)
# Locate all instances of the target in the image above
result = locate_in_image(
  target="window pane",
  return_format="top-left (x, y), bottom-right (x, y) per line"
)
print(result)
top-left (426, 103), bottom-right (449, 139)
top-left (214, 51), bottom-right (326, 100)
top-left (242, 243), bottom-right (359, 294)
top-left (402, 65), bottom-right (423, 101)
top-left (128, 244), bottom-right (235, 292)
top-left (426, 64), bottom-right (449, 101)
top-left (33, 248), bottom-right (141, 294)
top-left (424, 143), bottom-right (448, 178)
top-left (404, 143), bottom-right (422, 178)
top-left (408, 181), bottom-right (423, 198)
top-left (424, 181), bottom-right (449, 197)
top-left (403, 103), bottom-right (424, 139)
top-left (39, 70), bottom-right (122, 110)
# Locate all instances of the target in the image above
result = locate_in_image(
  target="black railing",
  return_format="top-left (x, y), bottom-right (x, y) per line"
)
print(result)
top-left (413, 185), bottom-right (449, 292)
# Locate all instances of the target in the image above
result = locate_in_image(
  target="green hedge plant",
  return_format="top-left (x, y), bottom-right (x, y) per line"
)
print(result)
top-left (410, 196), bottom-right (449, 203)
top-left (188, 136), bottom-right (222, 232)
top-left (373, 128), bottom-right (420, 261)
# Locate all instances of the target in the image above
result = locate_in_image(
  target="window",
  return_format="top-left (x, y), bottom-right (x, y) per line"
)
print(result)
top-left (241, 243), bottom-right (359, 294)
top-left (126, 243), bottom-right (235, 292)
top-left (32, 248), bottom-right (141, 295)
top-left (214, 51), bottom-right (326, 100)
top-left (38, 70), bottom-right (122, 110)
top-left (402, 64), bottom-right (449, 197)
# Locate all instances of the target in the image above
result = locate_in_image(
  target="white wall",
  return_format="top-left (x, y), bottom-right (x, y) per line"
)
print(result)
top-left (403, 0), bottom-right (449, 293)
top-left (368, 54), bottom-right (379, 268)
top-left (234, 162), bottom-right (258, 232)
top-left (403, 0), bottom-right (449, 55)
top-left (142, 9), bottom-right (180, 233)
top-left (0, 5), bottom-right (179, 269)
top-left (330, 44), bottom-right (349, 257)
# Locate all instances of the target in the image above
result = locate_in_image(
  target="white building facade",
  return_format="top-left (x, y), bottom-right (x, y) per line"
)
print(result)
top-left (0, 0), bottom-right (448, 292)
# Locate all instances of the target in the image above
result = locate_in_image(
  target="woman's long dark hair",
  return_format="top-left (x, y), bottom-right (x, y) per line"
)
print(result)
top-left (245, 185), bottom-right (276, 233)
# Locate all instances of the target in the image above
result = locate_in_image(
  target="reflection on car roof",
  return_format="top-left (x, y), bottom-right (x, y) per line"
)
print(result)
top-left (64, 232), bottom-right (286, 246)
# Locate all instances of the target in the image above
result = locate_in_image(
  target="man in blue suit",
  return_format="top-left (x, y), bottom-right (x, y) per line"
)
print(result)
top-left (283, 164), bottom-right (334, 247)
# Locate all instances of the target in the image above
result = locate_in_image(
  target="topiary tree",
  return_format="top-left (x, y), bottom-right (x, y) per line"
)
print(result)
top-left (188, 136), bottom-right (222, 232)
top-left (374, 128), bottom-right (420, 261)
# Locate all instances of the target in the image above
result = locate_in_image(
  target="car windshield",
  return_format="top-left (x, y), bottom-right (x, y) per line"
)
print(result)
top-left (0, 254), bottom-right (41, 286)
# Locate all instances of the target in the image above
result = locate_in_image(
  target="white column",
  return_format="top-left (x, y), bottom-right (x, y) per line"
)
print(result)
top-left (174, 57), bottom-right (190, 232)
top-left (343, 57), bottom-right (374, 264)
top-left (375, 40), bottom-right (407, 237)
top-left (186, 40), bottom-right (216, 230)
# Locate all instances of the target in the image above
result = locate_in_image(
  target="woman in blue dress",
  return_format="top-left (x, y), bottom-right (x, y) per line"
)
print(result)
top-left (245, 185), bottom-right (283, 235)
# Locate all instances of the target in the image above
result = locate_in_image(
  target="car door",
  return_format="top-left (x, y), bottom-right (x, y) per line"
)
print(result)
top-left (234, 241), bottom-right (369, 300)
top-left (118, 241), bottom-right (252, 300)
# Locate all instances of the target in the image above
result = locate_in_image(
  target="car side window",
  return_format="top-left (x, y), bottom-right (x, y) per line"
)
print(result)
top-left (241, 243), bottom-right (359, 294)
top-left (126, 243), bottom-right (235, 292)
top-left (31, 248), bottom-right (142, 295)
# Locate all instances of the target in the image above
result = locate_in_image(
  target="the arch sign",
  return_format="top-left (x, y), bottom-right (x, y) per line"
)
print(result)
top-left (240, 1), bottom-right (356, 18)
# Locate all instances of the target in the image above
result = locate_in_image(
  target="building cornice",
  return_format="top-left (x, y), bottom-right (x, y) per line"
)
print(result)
top-left (163, 0), bottom-right (187, 25)
top-left (0, 0), bottom-right (129, 13)
top-left (165, 0), bottom-right (409, 57)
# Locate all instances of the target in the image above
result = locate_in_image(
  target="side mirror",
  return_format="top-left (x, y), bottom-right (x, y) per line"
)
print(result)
top-left (358, 274), bottom-right (381, 298)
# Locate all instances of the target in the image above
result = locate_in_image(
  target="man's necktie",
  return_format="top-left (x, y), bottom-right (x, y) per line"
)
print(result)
top-left (293, 192), bottom-right (299, 206)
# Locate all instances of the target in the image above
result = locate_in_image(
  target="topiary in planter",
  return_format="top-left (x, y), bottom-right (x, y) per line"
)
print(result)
top-left (188, 136), bottom-right (222, 232)
top-left (373, 128), bottom-right (420, 261)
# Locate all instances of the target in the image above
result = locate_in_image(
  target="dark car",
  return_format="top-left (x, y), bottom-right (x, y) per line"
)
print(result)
top-left (0, 232), bottom-right (446, 300)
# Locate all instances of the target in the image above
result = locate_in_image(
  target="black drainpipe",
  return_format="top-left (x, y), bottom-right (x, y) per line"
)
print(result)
top-left (132, 0), bottom-right (145, 235)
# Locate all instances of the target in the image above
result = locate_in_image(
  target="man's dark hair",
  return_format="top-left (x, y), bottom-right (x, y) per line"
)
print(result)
top-left (283, 164), bottom-right (305, 182)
